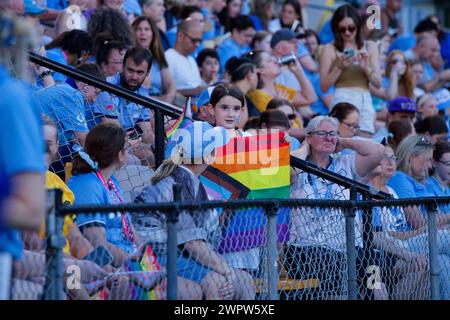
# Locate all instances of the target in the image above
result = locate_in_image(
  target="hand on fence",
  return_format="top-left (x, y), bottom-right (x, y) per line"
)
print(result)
top-left (404, 252), bottom-right (428, 272)
top-left (76, 260), bottom-right (108, 283)
top-left (219, 269), bottom-right (237, 300)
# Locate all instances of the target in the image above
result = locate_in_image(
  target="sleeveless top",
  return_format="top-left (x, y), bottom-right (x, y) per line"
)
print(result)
top-left (333, 44), bottom-right (369, 90)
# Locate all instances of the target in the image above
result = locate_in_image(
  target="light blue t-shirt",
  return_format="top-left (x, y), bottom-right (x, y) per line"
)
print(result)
top-left (0, 66), bottom-right (45, 258)
top-left (426, 176), bottom-right (450, 213)
top-left (217, 37), bottom-right (251, 72)
top-left (46, 48), bottom-right (69, 84)
top-left (33, 83), bottom-right (89, 146)
top-left (387, 171), bottom-right (434, 198)
top-left (94, 73), bottom-right (152, 131)
top-left (68, 173), bottom-right (135, 254)
top-left (306, 71), bottom-right (334, 115)
top-left (388, 34), bottom-right (415, 53)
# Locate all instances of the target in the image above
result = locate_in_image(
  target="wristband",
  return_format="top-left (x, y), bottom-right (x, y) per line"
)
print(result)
top-left (39, 70), bottom-right (53, 78)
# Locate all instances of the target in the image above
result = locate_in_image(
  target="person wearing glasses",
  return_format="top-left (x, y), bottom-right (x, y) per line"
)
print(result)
top-left (165, 19), bottom-right (208, 101)
top-left (319, 4), bottom-right (382, 138)
top-left (266, 98), bottom-right (305, 140)
top-left (426, 141), bottom-right (450, 197)
top-left (288, 116), bottom-right (384, 299)
top-left (329, 102), bottom-right (360, 139)
top-left (371, 144), bottom-right (450, 300)
top-left (388, 135), bottom-right (450, 229)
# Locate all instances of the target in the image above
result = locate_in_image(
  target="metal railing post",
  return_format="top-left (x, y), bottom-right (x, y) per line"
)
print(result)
top-left (426, 202), bottom-right (439, 300)
top-left (167, 184), bottom-right (180, 300)
top-left (43, 189), bottom-right (65, 300)
top-left (345, 190), bottom-right (358, 300)
top-left (154, 109), bottom-right (165, 169)
top-left (267, 205), bottom-right (279, 300)
top-left (362, 193), bottom-right (374, 300)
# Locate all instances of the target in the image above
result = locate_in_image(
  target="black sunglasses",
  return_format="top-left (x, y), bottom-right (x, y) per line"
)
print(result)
top-left (183, 32), bottom-right (202, 43)
top-left (338, 25), bottom-right (356, 34)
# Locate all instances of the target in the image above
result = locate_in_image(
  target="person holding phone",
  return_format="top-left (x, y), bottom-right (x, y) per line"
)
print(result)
top-left (319, 4), bottom-right (382, 138)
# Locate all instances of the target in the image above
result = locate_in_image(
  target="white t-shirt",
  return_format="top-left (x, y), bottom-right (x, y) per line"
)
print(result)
top-left (165, 49), bottom-right (202, 90)
top-left (289, 153), bottom-right (363, 251)
top-left (276, 68), bottom-right (301, 91)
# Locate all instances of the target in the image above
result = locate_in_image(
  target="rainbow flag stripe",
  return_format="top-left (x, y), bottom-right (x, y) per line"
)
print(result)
top-left (199, 131), bottom-right (291, 252)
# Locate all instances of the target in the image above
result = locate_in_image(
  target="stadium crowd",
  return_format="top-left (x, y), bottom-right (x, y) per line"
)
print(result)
top-left (1, 0), bottom-right (450, 300)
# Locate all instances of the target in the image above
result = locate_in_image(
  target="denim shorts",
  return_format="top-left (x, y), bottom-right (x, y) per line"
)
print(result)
top-left (157, 253), bottom-right (212, 284)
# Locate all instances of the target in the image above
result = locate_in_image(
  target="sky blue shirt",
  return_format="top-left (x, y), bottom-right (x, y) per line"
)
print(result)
top-left (426, 176), bottom-right (450, 213)
top-left (46, 48), bottom-right (69, 84)
top-left (202, 8), bottom-right (222, 41)
top-left (68, 173), bottom-right (135, 254)
top-left (94, 73), bottom-right (152, 131)
top-left (388, 34), bottom-right (415, 53)
top-left (0, 67), bottom-right (45, 258)
top-left (217, 37), bottom-right (251, 72)
top-left (306, 71), bottom-right (334, 115)
top-left (33, 83), bottom-right (89, 146)
top-left (387, 171), bottom-right (434, 198)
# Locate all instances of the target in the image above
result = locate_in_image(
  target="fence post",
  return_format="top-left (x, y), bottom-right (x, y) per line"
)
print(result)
top-left (43, 189), bottom-right (65, 300)
top-left (154, 109), bottom-right (165, 169)
top-left (345, 190), bottom-right (358, 300)
top-left (426, 202), bottom-right (439, 300)
top-left (267, 205), bottom-right (279, 300)
top-left (361, 193), bottom-right (374, 300)
top-left (167, 184), bottom-right (181, 300)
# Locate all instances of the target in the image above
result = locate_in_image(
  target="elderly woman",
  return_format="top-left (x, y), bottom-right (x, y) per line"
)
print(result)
top-left (371, 144), bottom-right (450, 300)
top-left (287, 115), bottom-right (384, 299)
top-left (387, 135), bottom-right (450, 229)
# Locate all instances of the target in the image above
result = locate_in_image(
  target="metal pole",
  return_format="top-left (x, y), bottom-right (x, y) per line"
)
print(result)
top-left (362, 193), bottom-right (374, 300)
top-left (345, 190), bottom-right (358, 300)
top-left (54, 190), bottom-right (65, 300)
top-left (154, 109), bottom-right (165, 169)
top-left (267, 206), bottom-right (279, 300)
top-left (167, 184), bottom-right (181, 300)
top-left (426, 203), bottom-right (439, 300)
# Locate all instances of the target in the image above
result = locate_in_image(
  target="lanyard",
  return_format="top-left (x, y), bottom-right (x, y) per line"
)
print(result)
top-left (95, 171), bottom-right (136, 247)
top-left (307, 158), bottom-right (335, 220)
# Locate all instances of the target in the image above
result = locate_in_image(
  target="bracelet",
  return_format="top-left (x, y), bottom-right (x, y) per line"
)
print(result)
top-left (39, 70), bottom-right (53, 78)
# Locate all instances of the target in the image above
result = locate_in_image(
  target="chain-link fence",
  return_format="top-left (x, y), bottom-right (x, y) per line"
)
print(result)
top-left (10, 187), bottom-right (450, 301)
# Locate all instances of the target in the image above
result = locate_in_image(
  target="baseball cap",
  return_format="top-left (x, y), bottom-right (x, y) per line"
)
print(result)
top-left (165, 121), bottom-right (230, 164)
top-left (23, 0), bottom-right (47, 15)
top-left (388, 96), bottom-right (416, 114)
top-left (270, 29), bottom-right (296, 49)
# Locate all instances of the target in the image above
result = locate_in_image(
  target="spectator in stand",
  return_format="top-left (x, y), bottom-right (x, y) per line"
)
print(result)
top-left (251, 31), bottom-right (272, 53)
top-left (369, 144), bottom-right (448, 300)
top-left (249, 0), bottom-right (275, 31)
top-left (218, 0), bottom-right (243, 34)
top-left (67, 122), bottom-right (202, 299)
top-left (303, 29), bottom-right (321, 62)
top-left (45, 29), bottom-right (93, 84)
top-left (202, 0), bottom-right (227, 43)
top-left (381, 0), bottom-right (403, 39)
top-left (197, 49), bottom-right (220, 86)
top-left (94, 33), bottom-right (128, 78)
top-left (426, 141), bottom-right (450, 197)
top-left (389, 17), bottom-right (438, 54)
top-left (415, 115), bottom-right (449, 145)
top-left (0, 11), bottom-right (46, 299)
top-left (387, 119), bottom-right (413, 151)
top-left (266, 98), bottom-right (305, 140)
top-left (427, 15), bottom-right (450, 69)
top-left (416, 94), bottom-right (439, 122)
top-left (132, 16), bottom-right (176, 104)
top-left (269, 0), bottom-right (303, 34)
top-left (270, 29), bottom-right (318, 119)
top-left (165, 19), bottom-right (208, 100)
top-left (371, 50), bottom-right (414, 103)
top-left (229, 59), bottom-right (259, 119)
top-left (139, 0), bottom-right (171, 50)
top-left (374, 96), bottom-right (416, 142)
top-left (135, 120), bottom-right (255, 300)
top-left (258, 109), bottom-right (301, 151)
top-left (246, 50), bottom-right (316, 116)
top-left (288, 116), bottom-right (384, 299)
top-left (87, 7), bottom-right (134, 48)
top-left (320, 4), bottom-right (382, 137)
top-left (410, 60), bottom-right (426, 99)
top-left (329, 102), bottom-right (360, 139)
top-left (387, 135), bottom-right (450, 229)
top-left (94, 47), bottom-right (155, 168)
top-left (216, 15), bottom-right (255, 72)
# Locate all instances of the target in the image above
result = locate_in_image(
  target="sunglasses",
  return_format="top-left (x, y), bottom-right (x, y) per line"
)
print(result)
top-left (338, 25), bottom-right (356, 34)
top-left (183, 32), bottom-right (202, 44)
top-left (342, 121), bottom-right (360, 132)
top-left (391, 59), bottom-right (404, 64)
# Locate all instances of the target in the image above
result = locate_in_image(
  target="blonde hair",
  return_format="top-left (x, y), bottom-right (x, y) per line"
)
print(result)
top-left (151, 145), bottom-right (183, 185)
top-left (395, 135), bottom-right (434, 182)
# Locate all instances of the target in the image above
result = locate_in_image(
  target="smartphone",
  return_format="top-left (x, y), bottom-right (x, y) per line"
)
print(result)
top-left (83, 246), bottom-right (113, 267)
top-left (343, 48), bottom-right (355, 59)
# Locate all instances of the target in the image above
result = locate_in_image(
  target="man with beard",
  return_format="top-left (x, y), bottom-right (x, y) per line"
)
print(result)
top-left (95, 47), bottom-right (155, 167)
